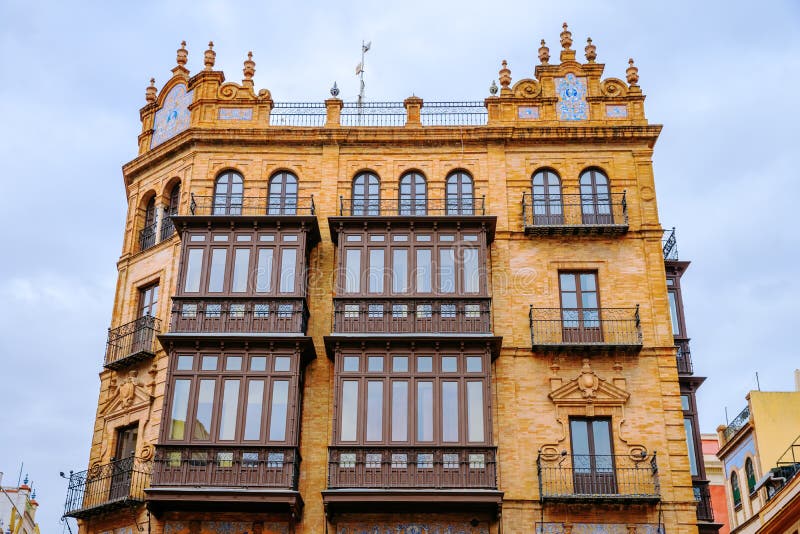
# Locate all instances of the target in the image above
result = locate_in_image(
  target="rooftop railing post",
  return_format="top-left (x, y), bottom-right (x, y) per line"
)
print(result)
top-left (404, 96), bottom-right (423, 127)
top-left (325, 98), bottom-right (343, 127)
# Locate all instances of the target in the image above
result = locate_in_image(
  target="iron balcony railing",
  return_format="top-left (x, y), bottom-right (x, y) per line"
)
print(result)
top-left (332, 299), bottom-right (492, 335)
top-left (269, 102), bottom-right (327, 126)
top-left (537, 452), bottom-right (660, 501)
top-left (327, 446), bottom-right (497, 490)
top-left (169, 298), bottom-right (308, 335)
top-left (187, 194), bottom-right (316, 217)
top-left (267, 101), bottom-right (488, 127)
top-left (694, 483), bottom-right (715, 522)
top-left (341, 101), bottom-right (406, 127)
top-left (104, 315), bottom-right (162, 369)
top-left (723, 405), bottom-right (751, 441)
top-left (160, 214), bottom-right (176, 240)
top-left (420, 102), bottom-right (488, 126)
top-left (676, 340), bottom-right (693, 375)
top-left (529, 306), bottom-right (642, 349)
top-left (522, 192), bottom-right (628, 234)
top-left (663, 227), bottom-right (679, 260)
top-left (768, 433), bottom-right (800, 500)
top-left (151, 446), bottom-right (299, 489)
top-left (139, 222), bottom-right (157, 251)
top-left (338, 195), bottom-right (486, 216)
top-left (63, 457), bottom-right (151, 519)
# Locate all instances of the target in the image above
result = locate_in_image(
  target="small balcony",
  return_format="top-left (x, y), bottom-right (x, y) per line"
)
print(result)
top-left (338, 196), bottom-right (485, 216)
top-left (663, 227), bottom-right (679, 261)
top-left (63, 457), bottom-right (151, 519)
top-left (104, 316), bottom-right (162, 370)
top-left (529, 306), bottom-right (642, 352)
top-left (522, 192), bottom-right (628, 235)
top-left (694, 483), bottom-right (715, 522)
top-left (148, 446), bottom-right (301, 514)
top-left (139, 222), bottom-right (157, 251)
top-left (537, 452), bottom-right (660, 503)
top-left (166, 298), bottom-right (308, 336)
top-left (722, 405), bottom-right (751, 442)
top-left (160, 215), bottom-right (176, 240)
top-left (187, 194), bottom-right (316, 217)
top-left (332, 298), bottom-right (492, 335)
top-left (676, 340), bottom-right (693, 375)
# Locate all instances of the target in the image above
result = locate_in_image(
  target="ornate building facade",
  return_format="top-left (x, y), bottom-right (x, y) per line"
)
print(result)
top-left (63, 25), bottom-right (716, 534)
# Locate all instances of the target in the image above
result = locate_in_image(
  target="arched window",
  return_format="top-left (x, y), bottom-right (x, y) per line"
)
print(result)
top-left (140, 196), bottom-right (158, 251)
top-left (399, 172), bottom-right (427, 215)
top-left (731, 471), bottom-right (742, 508)
top-left (745, 458), bottom-right (757, 495)
top-left (446, 171), bottom-right (474, 215)
top-left (213, 171), bottom-right (244, 215)
top-left (161, 182), bottom-right (180, 240)
top-left (532, 169), bottom-right (563, 225)
top-left (352, 172), bottom-right (380, 215)
top-left (580, 168), bottom-right (612, 225)
top-left (268, 172), bottom-right (298, 215)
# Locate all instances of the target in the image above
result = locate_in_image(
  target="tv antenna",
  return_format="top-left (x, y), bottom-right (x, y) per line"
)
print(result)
top-left (355, 40), bottom-right (371, 122)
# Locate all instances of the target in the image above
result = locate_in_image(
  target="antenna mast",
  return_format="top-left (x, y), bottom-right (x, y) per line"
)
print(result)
top-left (355, 40), bottom-right (371, 124)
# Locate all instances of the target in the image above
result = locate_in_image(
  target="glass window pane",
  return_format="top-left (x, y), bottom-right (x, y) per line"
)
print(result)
top-left (256, 249), bottom-right (273, 292)
top-left (269, 380), bottom-right (289, 441)
top-left (345, 250), bottom-right (361, 293)
top-left (244, 380), bottom-right (264, 440)
top-left (368, 356), bottom-right (383, 372)
top-left (218, 379), bottom-right (240, 440)
top-left (184, 249), bottom-right (203, 292)
top-left (194, 379), bottom-right (215, 440)
top-left (232, 249), bottom-right (250, 292)
top-left (416, 249), bottom-right (432, 292)
top-left (466, 356), bottom-right (482, 373)
top-left (439, 248), bottom-right (455, 293)
top-left (392, 249), bottom-right (408, 293)
top-left (176, 355), bottom-right (193, 371)
top-left (580, 273), bottom-right (596, 290)
top-left (369, 249), bottom-right (384, 293)
top-left (463, 249), bottom-right (479, 293)
top-left (467, 381), bottom-right (484, 442)
top-left (201, 355), bottom-right (218, 370)
top-left (442, 382), bottom-right (459, 442)
top-left (274, 356), bottom-right (291, 372)
top-left (250, 356), bottom-right (267, 371)
top-left (681, 395), bottom-right (691, 411)
top-left (668, 291), bottom-right (681, 335)
top-left (343, 356), bottom-right (359, 372)
top-left (560, 273), bottom-right (576, 291)
top-left (685, 418), bottom-right (699, 476)
top-left (366, 381), bottom-right (383, 441)
top-left (225, 356), bottom-right (242, 371)
top-left (279, 249), bottom-right (297, 293)
top-left (442, 356), bottom-right (457, 372)
top-left (392, 356), bottom-right (408, 372)
top-left (570, 420), bottom-right (590, 456)
top-left (340, 381), bottom-right (359, 441)
top-left (207, 249), bottom-right (227, 292)
top-left (392, 381), bottom-right (408, 441)
top-left (592, 420), bottom-right (612, 456)
top-left (417, 381), bottom-right (433, 441)
top-left (169, 379), bottom-right (191, 440)
top-left (417, 356), bottom-right (432, 372)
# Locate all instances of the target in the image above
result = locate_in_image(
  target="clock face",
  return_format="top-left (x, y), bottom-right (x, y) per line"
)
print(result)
top-left (556, 74), bottom-right (589, 121)
top-left (151, 83), bottom-right (194, 148)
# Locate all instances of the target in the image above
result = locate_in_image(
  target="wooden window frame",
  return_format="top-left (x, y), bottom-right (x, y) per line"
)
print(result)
top-left (212, 171), bottom-right (244, 215)
top-left (446, 171), bottom-right (475, 215)
top-left (399, 172), bottom-right (428, 215)
top-left (352, 172), bottom-right (380, 215)
top-left (138, 282), bottom-right (159, 317)
top-left (268, 171), bottom-right (299, 215)
top-left (558, 271), bottom-right (602, 343)
top-left (531, 169), bottom-right (564, 225)
top-left (579, 168), bottom-right (613, 225)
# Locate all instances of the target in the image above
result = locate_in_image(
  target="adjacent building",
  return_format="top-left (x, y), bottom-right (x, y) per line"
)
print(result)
top-left (0, 474), bottom-right (41, 534)
top-left (63, 26), bottom-right (713, 534)
top-left (715, 376), bottom-right (800, 534)
top-left (703, 434), bottom-right (731, 534)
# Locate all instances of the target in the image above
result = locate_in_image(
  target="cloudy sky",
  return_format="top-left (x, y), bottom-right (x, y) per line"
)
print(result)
top-left (1, 1), bottom-right (798, 531)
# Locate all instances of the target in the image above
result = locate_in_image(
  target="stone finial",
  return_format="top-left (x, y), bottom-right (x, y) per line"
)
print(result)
top-left (626, 58), bottom-right (639, 86)
top-left (585, 37), bottom-right (597, 63)
top-left (489, 80), bottom-right (498, 95)
top-left (145, 78), bottom-right (157, 103)
top-left (560, 22), bottom-right (573, 50)
top-left (243, 51), bottom-right (255, 81)
top-left (538, 39), bottom-right (550, 65)
top-left (330, 81), bottom-right (340, 97)
top-left (176, 40), bottom-right (188, 67)
top-left (204, 41), bottom-right (216, 70)
top-left (498, 60), bottom-right (511, 91)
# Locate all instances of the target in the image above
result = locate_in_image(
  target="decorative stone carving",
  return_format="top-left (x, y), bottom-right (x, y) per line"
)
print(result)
top-left (498, 60), bottom-right (511, 91)
top-left (512, 79), bottom-right (541, 98)
top-left (98, 369), bottom-right (154, 417)
top-left (243, 51), bottom-right (255, 82)
top-left (538, 39), bottom-right (550, 65)
top-left (176, 40), bottom-right (188, 67)
top-left (600, 78), bottom-right (629, 97)
top-left (204, 41), bottom-right (216, 70)
top-left (145, 78), bottom-right (156, 103)
top-left (626, 58), bottom-right (639, 86)
top-left (560, 22), bottom-right (573, 50)
top-left (585, 37), bottom-right (597, 63)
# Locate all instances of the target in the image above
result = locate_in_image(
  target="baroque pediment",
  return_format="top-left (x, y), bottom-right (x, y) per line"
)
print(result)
top-left (548, 359), bottom-right (629, 407)
top-left (98, 369), bottom-right (153, 417)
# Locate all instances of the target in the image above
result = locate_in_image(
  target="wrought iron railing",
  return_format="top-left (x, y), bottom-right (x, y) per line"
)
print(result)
top-left (338, 195), bottom-right (485, 216)
top-left (766, 433), bottom-right (800, 500)
top-left (663, 228), bottom-right (679, 260)
top-left (169, 298), bottom-right (308, 335)
top-left (723, 405), bottom-right (751, 441)
top-left (187, 194), bottom-right (316, 216)
top-left (151, 446), bottom-right (299, 489)
top-left (139, 222), bottom-right (157, 251)
top-left (694, 483), bottom-right (715, 522)
top-left (269, 102), bottom-right (327, 126)
top-left (332, 299), bottom-right (491, 334)
top-left (341, 102), bottom-right (406, 126)
top-left (420, 102), bottom-right (488, 126)
top-left (676, 340), bottom-right (693, 374)
top-left (63, 457), bottom-right (151, 518)
top-left (529, 306), bottom-right (642, 348)
top-left (522, 192), bottom-right (628, 232)
top-left (327, 446), bottom-right (497, 489)
top-left (104, 315), bottom-right (162, 369)
top-left (160, 214), bottom-right (176, 240)
top-left (537, 452), bottom-right (660, 501)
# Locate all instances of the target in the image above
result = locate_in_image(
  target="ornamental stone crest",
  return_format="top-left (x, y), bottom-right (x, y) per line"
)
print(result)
top-left (555, 73), bottom-right (588, 121)
top-left (151, 83), bottom-right (193, 148)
